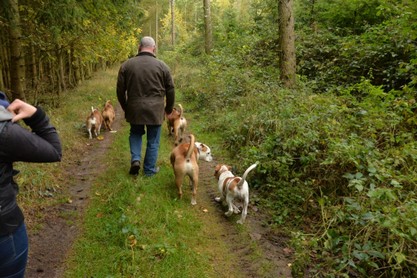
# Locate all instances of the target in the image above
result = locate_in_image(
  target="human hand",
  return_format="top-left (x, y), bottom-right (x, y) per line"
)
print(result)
top-left (7, 99), bottom-right (37, 123)
top-left (165, 110), bottom-right (177, 120)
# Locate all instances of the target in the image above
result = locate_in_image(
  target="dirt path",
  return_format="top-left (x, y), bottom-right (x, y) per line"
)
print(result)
top-left (25, 107), bottom-right (124, 278)
top-left (24, 105), bottom-right (292, 278)
top-left (195, 157), bottom-right (293, 277)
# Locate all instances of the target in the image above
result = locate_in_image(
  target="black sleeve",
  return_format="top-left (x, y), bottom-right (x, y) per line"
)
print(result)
top-left (164, 70), bottom-right (175, 114)
top-left (116, 66), bottom-right (127, 112)
top-left (3, 107), bottom-right (62, 163)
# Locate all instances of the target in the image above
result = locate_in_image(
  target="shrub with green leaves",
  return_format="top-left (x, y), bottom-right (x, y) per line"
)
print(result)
top-left (178, 55), bottom-right (417, 274)
top-left (170, 0), bottom-right (417, 273)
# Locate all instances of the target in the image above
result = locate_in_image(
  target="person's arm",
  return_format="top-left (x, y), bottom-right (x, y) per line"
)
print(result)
top-left (164, 71), bottom-right (175, 115)
top-left (4, 100), bottom-right (62, 163)
top-left (116, 66), bottom-right (127, 111)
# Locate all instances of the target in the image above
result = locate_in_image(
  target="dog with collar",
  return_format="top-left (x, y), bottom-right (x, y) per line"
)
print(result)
top-left (170, 134), bottom-right (199, 205)
top-left (195, 141), bottom-right (213, 162)
top-left (214, 162), bottom-right (258, 224)
top-left (86, 106), bottom-right (103, 139)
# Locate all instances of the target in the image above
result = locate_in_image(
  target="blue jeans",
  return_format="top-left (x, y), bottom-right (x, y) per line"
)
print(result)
top-left (0, 223), bottom-right (28, 278)
top-left (129, 124), bottom-right (161, 176)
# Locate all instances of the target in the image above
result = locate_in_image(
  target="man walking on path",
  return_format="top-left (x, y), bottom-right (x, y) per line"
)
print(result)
top-left (117, 36), bottom-right (175, 176)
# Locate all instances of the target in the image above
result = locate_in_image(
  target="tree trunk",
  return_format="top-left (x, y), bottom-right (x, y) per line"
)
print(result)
top-left (0, 63), bottom-right (4, 91)
top-left (68, 50), bottom-right (74, 88)
top-left (278, 0), bottom-right (296, 88)
top-left (203, 0), bottom-right (213, 54)
top-left (6, 0), bottom-right (26, 100)
top-left (170, 0), bottom-right (175, 47)
top-left (30, 43), bottom-right (39, 92)
top-left (155, 2), bottom-right (159, 54)
top-left (58, 48), bottom-right (67, 92)
top-left (309, 0), bottom-right (317, 32)
top-left (0, 26), bottom-right (8, 91)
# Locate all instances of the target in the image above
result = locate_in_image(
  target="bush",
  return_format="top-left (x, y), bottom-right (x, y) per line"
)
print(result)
top-left (173, 15), bottom-right (417, 274)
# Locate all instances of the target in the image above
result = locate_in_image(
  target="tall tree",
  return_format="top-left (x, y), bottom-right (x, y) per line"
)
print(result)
top-left (203, 0), bottom-right (213, 54)
top-left (170, 0), bottom-right (175, 47)
top-left (4, 0), bottom-right (26, 100)
top-left (278, 0), bottom-right (296, 88)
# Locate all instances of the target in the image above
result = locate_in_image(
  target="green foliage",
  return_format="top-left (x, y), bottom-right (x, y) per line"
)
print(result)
top-left (297, 25), bottom-right (417, 93)
top-left (291, 189), bottom-right (417, 277)
top-left (295, 0), bottom-right (417, 93)
top-left (171, 4), bottom-right (417, 272)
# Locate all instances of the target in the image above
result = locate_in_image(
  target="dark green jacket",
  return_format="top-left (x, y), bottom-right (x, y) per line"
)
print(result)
top-left (116, 52), bottom-right (175, 125)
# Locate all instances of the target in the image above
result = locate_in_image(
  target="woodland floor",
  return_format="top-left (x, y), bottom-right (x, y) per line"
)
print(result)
top-left (24, 105), bottom-right (293, 278)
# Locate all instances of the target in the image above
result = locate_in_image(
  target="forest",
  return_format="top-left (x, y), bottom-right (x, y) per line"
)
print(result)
top-left (1, 0), bottom-right (417, 277)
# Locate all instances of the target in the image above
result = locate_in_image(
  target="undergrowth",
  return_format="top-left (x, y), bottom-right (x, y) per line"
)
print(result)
top-left (173, 43), bottom-right (417, 276)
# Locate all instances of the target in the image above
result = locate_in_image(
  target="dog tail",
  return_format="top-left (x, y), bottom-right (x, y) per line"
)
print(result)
top-left (237, 162), bottom-right (258, 188)
top-left (178, 104), bottom-right (183, 117)
top-left (185, 134), bottom-right (196, 162)
top-left (91, 106), bottom-right (95, 113)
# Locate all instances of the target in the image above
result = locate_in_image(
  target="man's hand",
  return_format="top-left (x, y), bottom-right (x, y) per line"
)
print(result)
top-left (7, 99), bottom-right (37, 123)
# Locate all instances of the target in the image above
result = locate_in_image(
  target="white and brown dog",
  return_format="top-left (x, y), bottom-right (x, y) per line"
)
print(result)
top-left (166, 104), bottom-right (187, 146)
top-left (86, 107), bottom-right (103, 139)
top-left (170, 134), bottom-right (199, 205)
top-left (102, 100), bottom-right (115, 131)
top-left (195, 142), bottom-right (213, 162)
top-left (214, 162), bottom-right (258, 224)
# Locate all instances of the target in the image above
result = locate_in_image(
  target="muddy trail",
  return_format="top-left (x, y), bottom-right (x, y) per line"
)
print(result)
top-left (25, 105), bottom-right (293, 278)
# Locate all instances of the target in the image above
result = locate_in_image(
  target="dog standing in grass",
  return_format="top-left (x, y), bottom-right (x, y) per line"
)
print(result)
top-left (86, 107), bottom-right (103, 139)
top-left (214, 162), bottom-right (258, 224)
top-left (102, 100), bottom-right (115, 131)
top-left (170, 134), bottom-right (199, 205)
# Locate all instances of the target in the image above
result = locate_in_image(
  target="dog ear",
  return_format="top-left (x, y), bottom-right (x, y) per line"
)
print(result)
top-left (214, 164), bottom-right (220, 176)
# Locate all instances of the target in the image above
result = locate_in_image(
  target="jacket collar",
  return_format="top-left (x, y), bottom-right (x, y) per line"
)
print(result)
top-left (137, 51), bottom-right (156, 58)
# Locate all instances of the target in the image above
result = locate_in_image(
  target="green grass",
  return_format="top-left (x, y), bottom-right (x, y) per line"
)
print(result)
top-left (60, 67), bottom-right (239, 277)
top-left (64, 127), bottom-right (211, 277)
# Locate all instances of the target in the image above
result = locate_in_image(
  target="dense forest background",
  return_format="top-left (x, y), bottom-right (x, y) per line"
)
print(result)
top-left (1, 0), bottom-right (417, 276)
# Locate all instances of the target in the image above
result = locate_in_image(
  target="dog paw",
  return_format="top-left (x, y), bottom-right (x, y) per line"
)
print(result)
top-left (191, 199), bottom-right (197, 206)
top-left (214, 197), bottom-right (221, 202)
top-left (237, 219), bottom-right (244, 224)
top-left (225, 211), bottom-right (233, 217)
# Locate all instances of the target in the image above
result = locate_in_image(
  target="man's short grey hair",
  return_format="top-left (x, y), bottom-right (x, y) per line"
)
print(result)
top-left (140, 36), bottom-right (156, 48)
